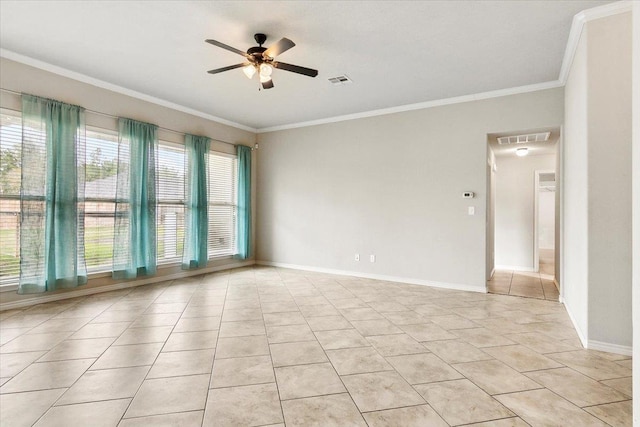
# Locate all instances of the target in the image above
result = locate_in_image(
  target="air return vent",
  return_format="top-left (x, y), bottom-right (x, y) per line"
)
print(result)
top-left (328, 75), bottom-right (353, 85)
top-left (497, 132), bottom-right (550, 145)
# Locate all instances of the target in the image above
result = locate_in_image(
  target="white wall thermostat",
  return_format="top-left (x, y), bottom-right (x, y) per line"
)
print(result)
top-left (462, 192), bottom-right (475, 199)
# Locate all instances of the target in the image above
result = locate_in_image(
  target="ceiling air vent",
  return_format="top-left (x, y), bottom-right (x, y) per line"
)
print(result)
top-left (497, 132), bottom-right (550, 145)
top-left (328, 75), bottom-right (353, 86)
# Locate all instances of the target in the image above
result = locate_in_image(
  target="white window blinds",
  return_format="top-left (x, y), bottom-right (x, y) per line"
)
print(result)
top-left (84, 127), bottom-right (118, 273)
top-left (157, 141), bottom-right (186, 264)
top-left (0, 109), bottom-right (21, 285)
top-left (208, 152), bottom-right (237, 258)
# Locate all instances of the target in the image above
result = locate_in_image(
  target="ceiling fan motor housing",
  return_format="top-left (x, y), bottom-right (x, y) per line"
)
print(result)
top-left (254, 33), bottom-right (267, 46)
top-left (248, 34), bottom-right (269, 62)
top-left (247, 46), bottom-right (267, 59)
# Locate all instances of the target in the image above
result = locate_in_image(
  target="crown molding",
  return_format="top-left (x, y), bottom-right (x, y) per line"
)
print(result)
top-left (0, 48), bottom-right (257, 133)
top-left (257, 80), bottom-right (563, 133)
top-left (559, 1), bottom-right (632, 84)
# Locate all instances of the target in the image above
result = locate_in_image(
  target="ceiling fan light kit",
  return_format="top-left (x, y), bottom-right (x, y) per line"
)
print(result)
top-left (206, 33), bottom-right (318, 90)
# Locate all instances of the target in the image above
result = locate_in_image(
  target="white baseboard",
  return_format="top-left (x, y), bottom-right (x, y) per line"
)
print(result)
top-left (256, 260), bottom-right (486, 294)
top-left (562, 300), bottom-right (588, 349)
top-left (495, 265), bottom-right (536, 272)
top-left (0, 260), bottom-right (255, 311)
top-left (587, 340), bottom-right (633, 357)
top-left (559, 299), bottom-right (631, 356)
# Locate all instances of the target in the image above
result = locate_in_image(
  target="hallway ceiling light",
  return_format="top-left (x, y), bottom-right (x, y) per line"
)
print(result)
top-left (516, 147), bottom-right (529, 157)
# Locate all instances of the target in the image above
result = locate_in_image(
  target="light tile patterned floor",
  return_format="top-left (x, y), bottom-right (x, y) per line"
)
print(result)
top-left (488, 250), bottom-right (559, 301)
top-left (0, 266), bottom-right (632, 426)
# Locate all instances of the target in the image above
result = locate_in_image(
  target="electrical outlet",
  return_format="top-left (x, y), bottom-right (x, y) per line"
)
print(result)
top-left (468, 206), bottom-right (475, 215)
top-left (370, 254), bottom-right (375, 263)
top-left (355, 253), bottom-right (360, 261)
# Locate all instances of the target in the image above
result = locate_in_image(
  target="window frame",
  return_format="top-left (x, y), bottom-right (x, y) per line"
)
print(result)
top-left (0, 108), bottom-right (22, 290)
top-left (207, 150), bottom-right (238, 259)
top-left (84, 125), bottom-right (119, 274)
top-left (156, 139), bottom-right (186, 266)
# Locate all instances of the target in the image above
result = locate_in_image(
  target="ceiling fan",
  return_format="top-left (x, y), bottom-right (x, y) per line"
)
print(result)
top-left (205, 33), bottom-right (318, 90)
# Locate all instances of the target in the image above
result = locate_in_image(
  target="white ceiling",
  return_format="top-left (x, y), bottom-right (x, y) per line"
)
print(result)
top-left (0, 1), bottom-right (611, 131)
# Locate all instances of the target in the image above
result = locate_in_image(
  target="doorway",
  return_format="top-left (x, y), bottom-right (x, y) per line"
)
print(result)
top-left (486, 128), bottom-right (560, 301)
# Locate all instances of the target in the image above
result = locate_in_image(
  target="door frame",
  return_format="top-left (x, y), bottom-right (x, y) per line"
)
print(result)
top-left (534, 169), bottom-right (556, 274)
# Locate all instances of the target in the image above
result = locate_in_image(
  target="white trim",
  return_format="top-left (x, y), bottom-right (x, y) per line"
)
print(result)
top-left (534, 169), bottom-right (556, 274)
top-left (587, 340), bottom-right (633, 357)
top-left (495, 265), bottom-right (536, 272)
top-left (534, 171), bottom-right (540, 273)
top-left (563, 299), bottom-right (588, 349)
top-left (0, 260), bottom-right (255, 311)
top-left (558, 126), bottom-right (564, 302)
top-left (559, 1), bottom-right (632, 84)
top-left (257, 81), bottom-right (563, 133)
top-left (558, 11), bottom-right (587, 84)
top-left (256, 260), bottom-right (486, 294)
top-left (0, 49), bottom-right (257, 133)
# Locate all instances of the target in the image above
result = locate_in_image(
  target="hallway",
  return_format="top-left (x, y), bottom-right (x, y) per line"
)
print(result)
top-left (488, 250), bottom-right (559, 301)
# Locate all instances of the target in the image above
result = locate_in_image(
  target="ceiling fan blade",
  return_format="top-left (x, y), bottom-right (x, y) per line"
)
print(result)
top-left (261, 79), bottom-right (274, 90)
top-left (207, 63), bottom-right (251, 74)
top-left (264, 38), bottom-right (295, 58)
top-left (273, 61), bottom-right (318, 77)
top-left (205, 39), bottom-right (249, 58)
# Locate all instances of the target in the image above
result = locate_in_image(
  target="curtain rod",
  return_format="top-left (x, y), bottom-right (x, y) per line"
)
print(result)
top-left (0, 87), bottom-right (244, 148)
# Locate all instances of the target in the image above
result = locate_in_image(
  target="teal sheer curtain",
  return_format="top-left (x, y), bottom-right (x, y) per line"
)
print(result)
top-left (19, 94), bottom-right (87, 293)
top-left (113, 118), bottom-right (158, 279)
top-left (235, 145), bottom-right (251, 259)
top-left (182, 134), bottom-right (210, 269)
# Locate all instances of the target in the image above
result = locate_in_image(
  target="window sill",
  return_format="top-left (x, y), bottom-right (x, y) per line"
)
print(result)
top-left (0, 254), bottom-right (238, 294)
top-left (0, 284), bottom-right (18, 293)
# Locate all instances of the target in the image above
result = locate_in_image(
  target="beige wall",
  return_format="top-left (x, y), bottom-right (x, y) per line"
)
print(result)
top-left (586, 13), bottom-right (632, 348)
top-left (256, 88), bottom-right (564, 291)
top-left (563, 12), bottom-right (633, 350)
top-left (563, 22), bottom-right (590, 341)
top-left (494, 153), bottom-right (556, 270)
top-left (0, 58), bottom-right (257, 307)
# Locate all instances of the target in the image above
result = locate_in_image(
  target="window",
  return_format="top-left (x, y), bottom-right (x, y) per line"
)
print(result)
top-left (0, 107), bottom-right (239, 283)
top-left (84, 127), bottom-right (119, 273)
top-left (0, 109), bottom-right (21, 286)
top-left (157, 141), bottom-right (186, 264)
top-left (208, 152), bottom-right (237, 258)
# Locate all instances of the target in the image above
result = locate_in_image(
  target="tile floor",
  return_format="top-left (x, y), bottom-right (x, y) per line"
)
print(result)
top-left (488, 249), bottom-right (560, 301)
top-left (0, 266), bottom-right (632, 426)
